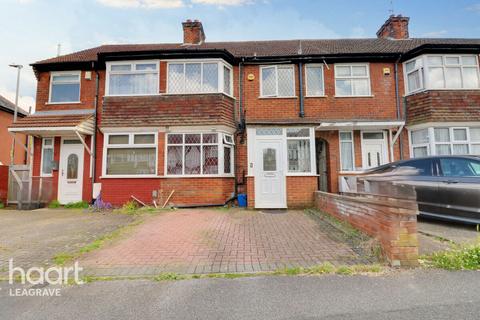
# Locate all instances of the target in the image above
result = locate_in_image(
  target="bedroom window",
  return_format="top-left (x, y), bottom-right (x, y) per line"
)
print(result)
top-left (49, 72), bottom-right (81, 103)
top-left (107, 61), bottom-right (159, 96)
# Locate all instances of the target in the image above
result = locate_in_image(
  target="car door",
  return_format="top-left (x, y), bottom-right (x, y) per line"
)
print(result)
top-left (437, 157), bottom-right (480, 222)
top-left (396, 158), bottom-right (444, 215)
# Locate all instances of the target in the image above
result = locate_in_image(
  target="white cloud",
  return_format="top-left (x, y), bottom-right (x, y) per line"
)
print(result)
top-left (97, 0), bottom-right (184, 9)
top-left (191, 0), bottom-right (254, 6)
top-left (0, 86), bottom-right (34, 114)
top-left (422, 30), bottom-right (448, 37)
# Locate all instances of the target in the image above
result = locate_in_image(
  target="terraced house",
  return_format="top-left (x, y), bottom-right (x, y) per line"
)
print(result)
top-left (9, 15), bottom-right (480, 208)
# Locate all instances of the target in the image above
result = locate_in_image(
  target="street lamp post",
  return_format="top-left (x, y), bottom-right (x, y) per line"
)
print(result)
top-left (9, 64), bottom-right (23, 165)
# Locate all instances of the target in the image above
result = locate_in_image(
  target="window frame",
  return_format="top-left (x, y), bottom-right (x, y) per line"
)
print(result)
top-left (259, 64), bottom-right (296, 98)
top-left (165, 59), bottom-right (233, 96)
top-left (102, 132), bottom-right (158, 178)
top-left (48, 71), bottom-right (81, 104)
top-left (305, 64), bottom-right (325, 97)
top-left (334, 63), bottom-right (371, 97)
top-left (40, 137), bottom-right (55, 177)
top-left (339, 131), bottom-right (356, 172)
top-left (164, 132), bottom-right (235, 178)
top-left (404, 54), bottom-right (480, 95)
top-left (404, 57), bottom-right (425, 94)
top-left (286, 128), bottom-right (314, 174)
top-left (105, 60), bottom-right (160, 97)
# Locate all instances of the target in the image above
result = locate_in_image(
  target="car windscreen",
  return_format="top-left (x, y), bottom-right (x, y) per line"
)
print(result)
top-left (439, 158), bottom-right (480, 177)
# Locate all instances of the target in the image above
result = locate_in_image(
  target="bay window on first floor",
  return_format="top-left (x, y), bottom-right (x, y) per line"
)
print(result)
top-left (103, 132), bottom-right (158, 176)
top-left (166, 132), bottom-right (234, 176)
top-left (410, 126), bottom-right (480, 157)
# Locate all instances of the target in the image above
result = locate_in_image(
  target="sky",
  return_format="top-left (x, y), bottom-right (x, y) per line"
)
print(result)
top-left (1, 0), bottom-right (480, 113)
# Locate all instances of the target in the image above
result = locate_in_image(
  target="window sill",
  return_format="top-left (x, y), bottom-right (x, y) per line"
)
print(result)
top-left (46, 101), bottom-right (81, 105)
top-left (105, 94), bottom-right (160, 98)
top-left (305, 95), bottom-right (327, 98)
top-left (100, 175), bottom-right (159, 179)
top-left (334, 95), bottom-right (374, 98)
top-left (258, 96), bottom-right (298, 99)
top-left (339, 170), bottom-right (365, 174)
top-left (286, 173), bottom-right (319, 177)
top-left (163, 174), bottom-right (235, 179)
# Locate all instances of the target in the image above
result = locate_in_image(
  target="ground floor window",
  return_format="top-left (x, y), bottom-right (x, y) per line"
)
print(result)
top-left (166, 132), bottom-right (234, 176)
top-left (339, 131), bottom-right (354, 171)
top-left (41, 138), bottom-right (54, 176)
top-left (287, 128), bottom-right (312, 173)
top-left (104, 133), bottom-right (157, 176)
top-left (411, 126), bottom-right (480, 157)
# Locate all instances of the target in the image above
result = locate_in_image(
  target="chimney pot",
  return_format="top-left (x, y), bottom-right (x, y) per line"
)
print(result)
top-left (182, 19), bottom-right (206, 45)
top-left (376, 14), bottom-right (410, 40)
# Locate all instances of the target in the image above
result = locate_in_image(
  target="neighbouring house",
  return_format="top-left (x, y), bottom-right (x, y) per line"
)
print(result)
top-left (0, 94), bottom-right (28, 165)
top-left (9, 15), bottom-right (480, 208)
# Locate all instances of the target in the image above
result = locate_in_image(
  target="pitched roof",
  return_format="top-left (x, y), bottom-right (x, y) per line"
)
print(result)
top-left (0, 94), bottom-right (28, 116)
top-left (33, 38), bottom-right (480, 66)
top-left (9, 113), bottom-right (93, 128)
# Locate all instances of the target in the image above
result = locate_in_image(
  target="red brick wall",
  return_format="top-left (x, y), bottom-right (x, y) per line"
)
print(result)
top-left (242, 62), bottom-right (403, 122)
top-left (406, 90), bottom-right (480, 125)
top-left (0, 111), bottom-right (26, 165)
top-left (0, 165), bottom-right (8, 204)
top-left (286, 176), bottom-right (317, 208)
top-left (315, 191), bottom-right (419, 267)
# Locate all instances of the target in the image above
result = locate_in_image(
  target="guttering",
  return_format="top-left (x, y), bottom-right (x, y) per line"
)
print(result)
top-left (298, 62), bottom-right (305, 118)
top-left (394, 54), bottom-right (405, 159)
top-left (401, 44), bottom-right (480, 61)
top-left (92, 62), bottom-right (100, 201)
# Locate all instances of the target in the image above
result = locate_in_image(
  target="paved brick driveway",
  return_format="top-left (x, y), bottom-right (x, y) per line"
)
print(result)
top-left (82, 209), bottom-right (374, 276)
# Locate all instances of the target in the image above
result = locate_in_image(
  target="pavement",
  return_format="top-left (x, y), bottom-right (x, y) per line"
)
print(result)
top-left (417, 216), bottom-right (480, 255)
top-left (0, 269), bottom-right (479, 319)
top-left (80, 208), bottom-right (376, 276)
top-left (0, 208), bottom-right (133, 274)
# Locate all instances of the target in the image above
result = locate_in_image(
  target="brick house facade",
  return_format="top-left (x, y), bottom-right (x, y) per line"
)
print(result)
top-left (9, 16), bottom-right (480, 208)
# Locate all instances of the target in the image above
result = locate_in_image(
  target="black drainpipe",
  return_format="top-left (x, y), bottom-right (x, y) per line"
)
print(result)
top-left (298, 62), bottom-right (305, 118)
top-left (91, 62), bottom-right (99, 202)
top-left (394, 56), bottom-right (404, 159)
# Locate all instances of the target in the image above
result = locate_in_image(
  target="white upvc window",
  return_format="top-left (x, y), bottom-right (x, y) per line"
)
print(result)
top-left (335, 64), bottom-right (371, 97)
top-left (103, 132), bottom-right (158, 176)
top-left (339, 131), bottom-right (355, 171)
top-left (166, 132), bottom-right (234, 177)
top-left (404, 55), bottom-right (480, 94)
top-left (40, 138), bottom-right (54, 176)
top-left (49, 71), bottom-right (81, 103)
top-left (106, 61), bottom-right (159, 96)
top-left (410, 126), bottom-right (480, 157)
top-left (260, 65), bottom-right (295, 97)
top-left (167, 60), bottom-right (233, 96)
top-left (305, 64), bottom-right (325, 97)
top-left (286, 128), bottom-right (312, 173)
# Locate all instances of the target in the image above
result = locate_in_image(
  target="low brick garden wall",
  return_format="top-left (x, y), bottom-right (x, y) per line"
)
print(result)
top-left (315, 191), bottom-right (419, 267)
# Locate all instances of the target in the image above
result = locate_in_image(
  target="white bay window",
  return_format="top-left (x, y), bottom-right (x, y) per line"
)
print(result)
top-left (411, 126), bottom-right (480, 157)
top-left (104, 133), bottom-right (157, 176)
top-left (166, 133), bottom-right (234, 176)
top-left (167, 60), bottom-right (232, 95)
top-left (107, 61), bottom-right (159, 96)
top-left (405, 55), bottom-right (480, 94)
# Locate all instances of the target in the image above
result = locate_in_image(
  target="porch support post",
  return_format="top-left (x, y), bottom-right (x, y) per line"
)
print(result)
top-left (388, 125), bottom-right (405, 162)
top-left (75, 131), bottom-right (92, 155)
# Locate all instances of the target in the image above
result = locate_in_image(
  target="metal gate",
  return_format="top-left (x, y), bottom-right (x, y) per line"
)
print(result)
top-left (8, 165), bottom-right (52, 209)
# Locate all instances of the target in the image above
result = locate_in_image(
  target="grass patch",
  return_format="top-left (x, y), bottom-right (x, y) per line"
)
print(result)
top-left (53, 253), bottom-right (76, 266)
top-left (154, 272), bottom-right (186, 281)
top-left (422, 242), bottom-right (480, 270)
top-left (0, 202), bottom-right (4, 209)
top-left (64, 201), bottom-right (90, 209)
top-left (48, 200), bottom-right (61, 209)
top-left (274, 263), bottom-right (383, 277)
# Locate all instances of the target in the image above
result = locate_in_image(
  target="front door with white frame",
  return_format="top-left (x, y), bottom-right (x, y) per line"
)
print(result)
top-left (58, 139), bottom-right (84, 204)
top-left (362, 132), bottom-right (387, 169)
top-left (254, 140), bottom-right (286, 208)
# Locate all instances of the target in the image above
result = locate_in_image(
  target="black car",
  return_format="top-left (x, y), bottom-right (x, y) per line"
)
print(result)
top-left (364, 156), bottom-right (480, 224)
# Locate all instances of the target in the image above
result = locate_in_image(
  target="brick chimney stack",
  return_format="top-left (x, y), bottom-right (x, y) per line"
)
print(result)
top-left (376, 15), bottom-right (410, 40)
top-left (182, 19), bottom-right (206, 45)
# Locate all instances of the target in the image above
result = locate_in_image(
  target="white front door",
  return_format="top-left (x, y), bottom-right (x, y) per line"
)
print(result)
top-left (254, 140), bottom-right (286, 208)
top-left (361, 132), bottom-right (387, 169)
top-left (58, 139), bottom-right (84, 204)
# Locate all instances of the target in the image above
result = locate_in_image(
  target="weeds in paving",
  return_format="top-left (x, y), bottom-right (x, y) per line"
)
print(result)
top-left (64, 201), bottom-right (90, 209)
top-left (274, 263), bottom-right (384, 277)
top-left (154, 272), bottom-right (187, 281)
top-left (53, 253), bottom-right (76, 266)
top-left (48, 200), bottom-right (61, 209)
top-left (0, 202), bottom-right (5, 209)
top-left (421, 241), bottom-right (480, 270)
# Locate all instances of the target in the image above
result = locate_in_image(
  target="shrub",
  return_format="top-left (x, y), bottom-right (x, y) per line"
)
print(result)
top-left (64, 201), bottom-right (89, 209)
top-left (121, 200), bottom-right (138, 213)
top-left (48, 200), bottom-right (61, 209)
top-left (428, 244), bottom-right (480, 270)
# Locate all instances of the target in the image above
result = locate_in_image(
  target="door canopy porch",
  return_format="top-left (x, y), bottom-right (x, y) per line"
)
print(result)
top-left (8, 113), bottom-right (94, 136)
top-left (316, 120), bottom-right (405, 131)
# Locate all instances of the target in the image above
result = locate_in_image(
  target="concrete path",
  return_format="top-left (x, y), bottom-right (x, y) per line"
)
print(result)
top-left (0, 208), bottom-right (133, 274)
top-left (81, 209), bottom-right (376, 276)
top-left (1, 270), bottom-right (479, 319)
